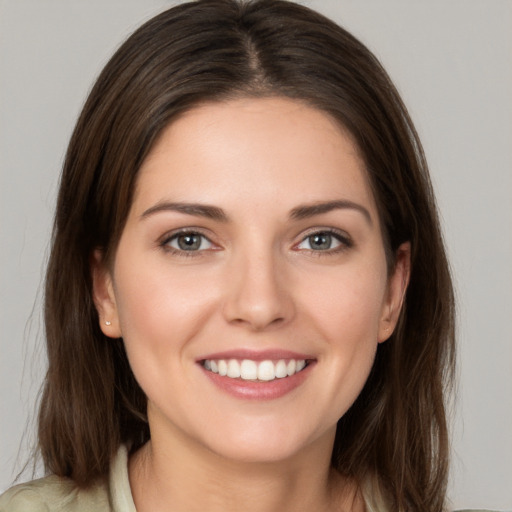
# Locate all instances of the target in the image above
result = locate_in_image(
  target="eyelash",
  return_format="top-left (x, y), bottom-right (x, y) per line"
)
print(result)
top-left (159, 229), bottom-right (215, 258)
top-left (295, 228), bottom-right (353, 255)
top-left (159, 228), bottom-right (353, 258)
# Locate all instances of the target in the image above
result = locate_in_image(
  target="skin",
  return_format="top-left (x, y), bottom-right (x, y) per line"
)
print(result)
top-left (93, 97), bottom-right (410, 512)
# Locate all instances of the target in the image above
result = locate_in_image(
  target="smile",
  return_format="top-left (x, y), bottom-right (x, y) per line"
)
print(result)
top-left (202, 358), bottom-right (307, 382)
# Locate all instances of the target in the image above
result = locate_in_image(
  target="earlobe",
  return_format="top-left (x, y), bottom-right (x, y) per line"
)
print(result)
top-left (91, 249), bottom-right (122, 338)
top-left (378, 242), bottom-right (411, 343)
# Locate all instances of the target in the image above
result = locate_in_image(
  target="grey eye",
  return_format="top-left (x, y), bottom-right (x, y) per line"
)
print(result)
top-left (310, 233), bottom-right (332, 250)
top-left (169, 233), bottom-right (212, 251)
top-left (297, 232), bottom-right (342, 251)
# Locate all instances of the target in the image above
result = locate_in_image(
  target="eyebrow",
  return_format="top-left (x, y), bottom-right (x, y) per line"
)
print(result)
top-left (140, 202), bottom-right (229, 222)
top-left (289, 200), bottom-right (372, 225)
top-left (140, 199), bottom-right (372, 225)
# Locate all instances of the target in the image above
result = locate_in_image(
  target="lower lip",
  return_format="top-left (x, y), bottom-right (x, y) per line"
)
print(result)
top-left (200, 362), bottom-right (314, 400)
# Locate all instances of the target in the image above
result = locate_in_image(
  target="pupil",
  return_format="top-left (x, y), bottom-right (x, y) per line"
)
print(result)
top-left (310, 233), bottom-right (331, 250)
top-left (178, 234), bottom-right (201, 250)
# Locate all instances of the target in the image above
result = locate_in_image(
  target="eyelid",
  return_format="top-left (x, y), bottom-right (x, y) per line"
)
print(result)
top-left (159, 227), bottom-right (219, 255)
top-left (157, 226), bottom-right (353, 256)
top-left (294, 227), bottom-right (353, 252)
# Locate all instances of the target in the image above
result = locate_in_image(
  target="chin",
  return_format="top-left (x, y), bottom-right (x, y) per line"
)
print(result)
top-left (199, 417), bottom-right (335, 466)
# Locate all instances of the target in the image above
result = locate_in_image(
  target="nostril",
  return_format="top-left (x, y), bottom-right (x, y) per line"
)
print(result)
top-left (229, 312), bottom-right (288, 330)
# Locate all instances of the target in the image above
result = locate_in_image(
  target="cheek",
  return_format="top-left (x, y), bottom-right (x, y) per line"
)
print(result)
top-left (302, 263), bottom-right (388, 341)
top-left (112, 254), bottom-right (220, 374)
top-left (297, 262), bottom-right (387, 406)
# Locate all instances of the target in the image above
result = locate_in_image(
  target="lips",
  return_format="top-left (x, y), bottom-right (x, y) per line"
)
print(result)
top-left (197, 350), bottom-right (315, 400)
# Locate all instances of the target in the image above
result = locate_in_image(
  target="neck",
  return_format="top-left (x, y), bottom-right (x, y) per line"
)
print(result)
top-left (129, 425), bottom-right (363, 512)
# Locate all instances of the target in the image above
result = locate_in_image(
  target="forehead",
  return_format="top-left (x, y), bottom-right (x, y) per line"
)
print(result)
top-left (132, 97), bottom-right (376, 215)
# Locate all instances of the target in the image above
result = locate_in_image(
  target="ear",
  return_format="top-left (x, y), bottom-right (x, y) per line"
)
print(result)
top-left (91, 249), bottom-right (122, 338)
top-left (378, 242), bottom-right (411, 343)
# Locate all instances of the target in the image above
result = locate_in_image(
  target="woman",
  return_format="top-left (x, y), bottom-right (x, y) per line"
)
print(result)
top-left (0, 0), bottom-right (456, 510)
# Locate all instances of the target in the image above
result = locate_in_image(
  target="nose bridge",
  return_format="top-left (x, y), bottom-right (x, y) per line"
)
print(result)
top-left (223, 239), bottom-right (293, 330)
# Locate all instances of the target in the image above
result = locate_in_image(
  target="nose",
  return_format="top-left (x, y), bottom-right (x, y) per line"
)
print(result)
top-left (222, 249), bottom-right (295, 331)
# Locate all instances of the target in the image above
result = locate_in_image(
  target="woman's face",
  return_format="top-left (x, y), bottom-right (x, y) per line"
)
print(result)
top-left (94, 97), bottom-right (409, 463)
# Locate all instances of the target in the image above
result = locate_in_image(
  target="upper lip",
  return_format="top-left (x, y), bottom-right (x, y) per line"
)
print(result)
top-left (196, 349), bottom-right (315, 362)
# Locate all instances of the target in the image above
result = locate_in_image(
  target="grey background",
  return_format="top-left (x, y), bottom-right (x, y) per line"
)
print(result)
top-left (1, 1), bottom-right (511, 509)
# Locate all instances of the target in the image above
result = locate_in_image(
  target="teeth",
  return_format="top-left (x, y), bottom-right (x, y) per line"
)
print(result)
top-left (240, 359), bottom-right (257, 380)
top-left (258, 360), bottom-right (275, 381)
top-left (218, 360), bottom-right (228, 376)
top-left (275, 360), bottom-right (287, 379)
top-left (227, 359), bottom-right (240, 378)
top-left (203, 358), bottom-right (308, 381)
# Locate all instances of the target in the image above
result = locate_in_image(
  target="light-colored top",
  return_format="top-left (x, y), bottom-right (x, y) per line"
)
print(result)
top-left (0, 447), bottom-right (496, 512)
top-left (0, 446), bottom-right (135, 512)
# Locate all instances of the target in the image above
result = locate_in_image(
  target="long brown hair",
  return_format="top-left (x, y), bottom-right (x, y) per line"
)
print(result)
top-left (40, 1), bottom-right (455, 509)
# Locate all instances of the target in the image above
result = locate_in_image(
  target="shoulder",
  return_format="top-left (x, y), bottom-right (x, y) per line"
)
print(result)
top-left (0, 475), bottom-right (111, 512)
top-left (0, 445), bottom-right (135, 512)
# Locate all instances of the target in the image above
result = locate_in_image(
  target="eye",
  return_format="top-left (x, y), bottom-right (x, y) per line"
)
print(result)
top-left (296, 230), bottom-right (351, 252)
top-left (164, 232), bottom-right (213, 252)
